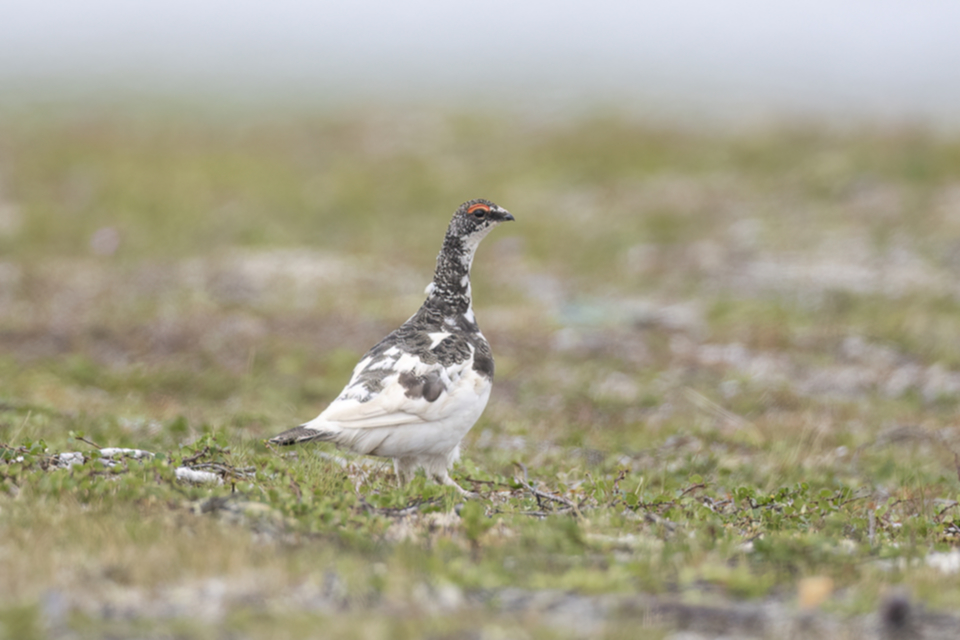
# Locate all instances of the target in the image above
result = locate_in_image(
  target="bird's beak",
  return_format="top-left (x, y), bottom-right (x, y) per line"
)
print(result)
top-left (497, 208), bottom-right (515, 222)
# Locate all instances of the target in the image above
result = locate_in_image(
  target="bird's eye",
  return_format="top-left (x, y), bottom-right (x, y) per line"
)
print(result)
top-left (467, 203), bottom-right (490, 218)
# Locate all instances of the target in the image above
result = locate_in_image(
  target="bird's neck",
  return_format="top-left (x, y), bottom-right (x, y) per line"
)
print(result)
top-left (426, 235), bottom-right (475, 316)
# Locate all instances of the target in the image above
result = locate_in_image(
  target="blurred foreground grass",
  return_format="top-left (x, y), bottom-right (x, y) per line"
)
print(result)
top-left (3, 108), bottom-right (960, 638)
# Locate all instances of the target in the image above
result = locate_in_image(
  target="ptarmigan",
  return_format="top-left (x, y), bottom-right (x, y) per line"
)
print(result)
top-left (269, 199), bottom-right (514, 495)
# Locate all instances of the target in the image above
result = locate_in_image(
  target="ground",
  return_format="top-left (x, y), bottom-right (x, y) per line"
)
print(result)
top-left (2, 108), bottom-right (960, 639)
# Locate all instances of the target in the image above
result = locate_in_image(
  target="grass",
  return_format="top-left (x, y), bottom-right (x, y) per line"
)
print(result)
top-left (3, 107), bottom-right (960, 638)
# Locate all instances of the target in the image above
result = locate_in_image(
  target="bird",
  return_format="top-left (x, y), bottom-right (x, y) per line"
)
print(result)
top-left (269, 199), bottom-right (515, 495)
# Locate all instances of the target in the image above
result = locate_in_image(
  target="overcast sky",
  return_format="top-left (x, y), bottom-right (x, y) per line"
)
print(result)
top-left (3, 1), bottom-right (960, 123)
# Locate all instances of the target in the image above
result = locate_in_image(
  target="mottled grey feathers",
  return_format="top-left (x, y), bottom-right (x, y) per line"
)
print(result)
top-left (399, 370), bottom-right (445, 402)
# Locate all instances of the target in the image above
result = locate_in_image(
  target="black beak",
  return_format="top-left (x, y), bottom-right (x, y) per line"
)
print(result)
top-left (497, 209), bottom-right (515, 222)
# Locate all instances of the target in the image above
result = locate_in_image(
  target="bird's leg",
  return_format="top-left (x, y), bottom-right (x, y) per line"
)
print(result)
top-left (435, 471), bottom-right (478, 499)
top-left (394, 458), bottom-right (418, 487)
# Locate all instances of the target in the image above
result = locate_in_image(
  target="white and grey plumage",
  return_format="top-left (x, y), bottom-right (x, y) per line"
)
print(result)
top-left (269, 199), bottom-right (514, 494)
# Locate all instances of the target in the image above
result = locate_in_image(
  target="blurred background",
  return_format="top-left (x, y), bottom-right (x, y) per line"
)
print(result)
top-left (3, 0), bottom-right (960, 432)
top-left (2, 0), bottom-right (960, 425)
top-left (4, 1), bottom-right (960, 122)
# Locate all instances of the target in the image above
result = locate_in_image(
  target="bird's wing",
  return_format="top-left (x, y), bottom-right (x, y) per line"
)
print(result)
top-left (308, 347), bottom-right (489, 431)
top-left (319, 368), bottom-right (450, 427)
top-left (270, 347), bottom-right (491, 444)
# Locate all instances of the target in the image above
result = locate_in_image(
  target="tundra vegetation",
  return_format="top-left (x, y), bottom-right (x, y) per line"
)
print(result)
top-left (2, 108), bottom-right (960, 638)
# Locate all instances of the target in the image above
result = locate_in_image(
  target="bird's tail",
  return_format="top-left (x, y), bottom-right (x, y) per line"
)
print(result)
top-left (268, 425), bottom-right (337, 446)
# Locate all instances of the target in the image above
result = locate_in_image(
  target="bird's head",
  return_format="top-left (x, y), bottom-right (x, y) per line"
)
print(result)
top-left (447, 199), bottom-right (515, 246)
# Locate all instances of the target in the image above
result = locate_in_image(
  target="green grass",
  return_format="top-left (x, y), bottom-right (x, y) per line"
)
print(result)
top-left (3, 107), bottom-right (960, 638)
